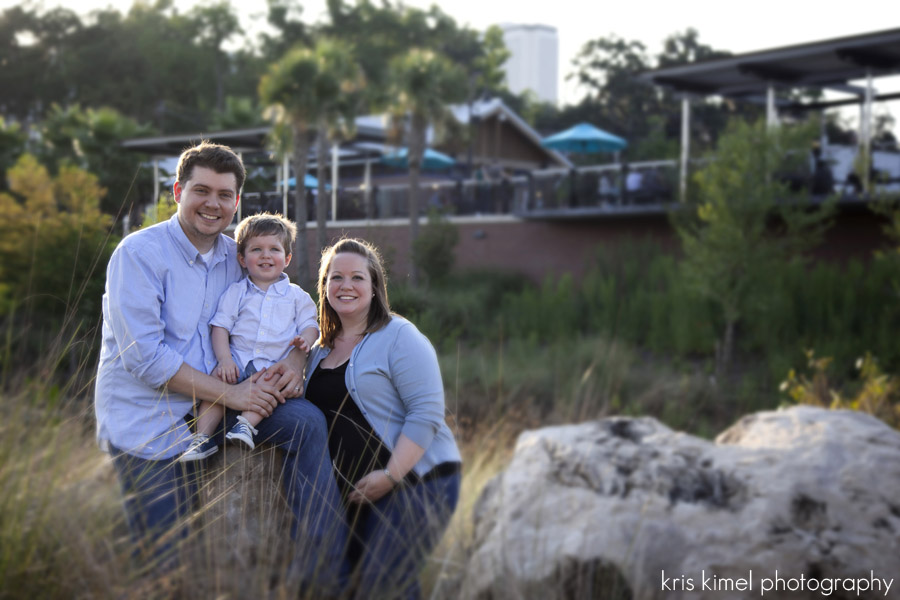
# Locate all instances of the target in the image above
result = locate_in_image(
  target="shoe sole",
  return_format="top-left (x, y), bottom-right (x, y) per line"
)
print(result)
top-left (177, 445), bottom-right (219, 462)
top-left (225, 433), bottom-right (255, 450)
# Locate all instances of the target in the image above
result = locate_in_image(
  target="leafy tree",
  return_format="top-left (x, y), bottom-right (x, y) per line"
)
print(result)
top-left (0, 154), bottom-right (115, 325)
top-left (568, 35), bottom-right (658, 144)
top-left (259, 0), bottom-right (312, 61)
top-left (208, 96), bottom-right (268, 131)
top-left (35, 103), bottom-right (153, 218)
top-left (189, 0), bottom-right (241, 113)
top-left (0, 117), bottom-right (27, 189)
top-left (412, 209), bottom-right (459, 287)
top-left (673, 119), bottom-right (834, 378)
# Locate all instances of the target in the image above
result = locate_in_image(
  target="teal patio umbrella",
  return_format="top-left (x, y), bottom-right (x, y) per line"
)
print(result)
top-left (381, 147), bottom-right (456, 170)
top-left (284, 174), bottom-right (324, 189)
top-left (542, 122), bottom-right (627, 153)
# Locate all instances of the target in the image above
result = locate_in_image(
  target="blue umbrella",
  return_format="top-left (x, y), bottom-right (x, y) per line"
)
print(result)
top-left (284, 174), bottom-right (327, 189)
top-left (381, 147), bottom-right (455, 170)
top-left (542, 122), bottom-right (627, 153)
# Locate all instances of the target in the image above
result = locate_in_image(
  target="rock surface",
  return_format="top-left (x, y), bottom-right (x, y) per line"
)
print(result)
top-left (462, 406), bottom-right (900, 599)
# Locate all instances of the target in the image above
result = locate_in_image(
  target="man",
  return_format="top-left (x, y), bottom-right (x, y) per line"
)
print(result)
top-left (94, 142), bottom-right (347, 587)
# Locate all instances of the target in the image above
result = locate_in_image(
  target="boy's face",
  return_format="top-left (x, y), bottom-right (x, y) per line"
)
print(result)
top-left (238, 234), bottom-right (291, 289)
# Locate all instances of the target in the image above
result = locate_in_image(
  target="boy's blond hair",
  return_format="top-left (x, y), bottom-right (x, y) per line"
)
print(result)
top-left (234, 213), bottom-right (297, 256)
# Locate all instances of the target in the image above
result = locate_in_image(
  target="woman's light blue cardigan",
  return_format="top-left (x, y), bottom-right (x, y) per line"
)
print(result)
top-left (304, 315), bottom-right (461, 478)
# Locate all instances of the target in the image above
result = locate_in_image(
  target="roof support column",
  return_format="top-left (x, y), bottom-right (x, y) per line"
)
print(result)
top-left (282, 153), bottom-right (289, 217)
top-left (236, 152), bottom-right (243, 222)
top-left (152, 157), bottom-right (160, 208)
top-left (766, 84), bottom-right (779, 129)
top-left (331, 143), bottom-right (339, 221)
top-left (363, 159), bottom-right (373, 220)
top-left (679, 95), bottom-right (691, 203)
top-left (860, 69), bottom-right (873, 193)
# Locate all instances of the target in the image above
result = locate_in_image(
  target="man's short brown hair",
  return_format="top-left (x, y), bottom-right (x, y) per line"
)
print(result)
top-left (176, 141), bottom-right (246, 193)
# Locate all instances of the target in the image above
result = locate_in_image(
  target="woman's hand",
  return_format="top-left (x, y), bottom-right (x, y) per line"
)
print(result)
top-left (347, 469), bottom-right (396, 504)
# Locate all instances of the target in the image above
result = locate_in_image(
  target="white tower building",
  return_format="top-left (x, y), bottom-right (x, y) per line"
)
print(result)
top-left (499, 23), bottom-right (559, 105)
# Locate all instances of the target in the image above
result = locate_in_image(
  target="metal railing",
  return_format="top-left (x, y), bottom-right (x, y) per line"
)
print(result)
top-left (235, 154), bottom-right (900, 225)
top-left (237, 160), bottom-right (682, 224)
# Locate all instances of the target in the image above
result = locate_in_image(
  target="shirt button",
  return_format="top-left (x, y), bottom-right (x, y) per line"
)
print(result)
top-left (189, 260), bottom-right (194, 265)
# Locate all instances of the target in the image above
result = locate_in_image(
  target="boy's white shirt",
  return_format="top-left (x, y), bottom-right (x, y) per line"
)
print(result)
top-left (210, 273), bottom-right (318, 372)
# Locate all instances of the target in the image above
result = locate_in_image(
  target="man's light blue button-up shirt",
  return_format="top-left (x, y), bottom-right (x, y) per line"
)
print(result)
top-left (94, 215), bottom-right (243, 459)
top-left (210, 274), bottom-right (318, 372)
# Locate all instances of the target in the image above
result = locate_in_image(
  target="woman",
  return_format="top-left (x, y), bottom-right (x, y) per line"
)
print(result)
top-left (303, 238), bottom-right (462, 599)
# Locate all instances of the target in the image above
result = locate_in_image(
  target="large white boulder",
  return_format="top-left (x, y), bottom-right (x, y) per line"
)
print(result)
top-left (462, 406), bottom-right (900, 599)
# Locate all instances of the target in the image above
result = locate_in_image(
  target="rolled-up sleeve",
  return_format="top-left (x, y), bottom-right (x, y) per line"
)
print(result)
top-left (210, 283), bottom-right (241, 331)
top-left (294, 288), bottom-right (318, 334)
top-left (389, 324), bottom-right (445, 449)
top-left (104, 245), bottom-right (184, 389)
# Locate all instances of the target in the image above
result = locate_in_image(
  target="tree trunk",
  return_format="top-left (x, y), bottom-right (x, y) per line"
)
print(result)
top-left (407, 115), bottom-right (427, 287)
top-left (292, 131), bottom-right (312, 288)
top-left (717, 318), bottom-right (736, 381)
top-left (315, 126), bottom-right (329, 256)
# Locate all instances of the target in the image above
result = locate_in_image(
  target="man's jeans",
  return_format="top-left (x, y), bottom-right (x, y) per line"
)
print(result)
top-left (110, 445), bottom-right (198, 563)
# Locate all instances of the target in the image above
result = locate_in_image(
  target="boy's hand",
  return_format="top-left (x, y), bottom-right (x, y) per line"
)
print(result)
top-left (215, 359), bottom-right (240, 384)
top-left (290, 335), bottom-right (311, 354)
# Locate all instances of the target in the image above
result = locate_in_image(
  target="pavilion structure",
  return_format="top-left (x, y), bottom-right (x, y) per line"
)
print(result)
top-left (638, 27), bottom-right (900, 200)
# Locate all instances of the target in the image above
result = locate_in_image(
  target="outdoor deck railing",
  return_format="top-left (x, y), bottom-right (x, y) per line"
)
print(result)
top-left (235, 157), bottom-right (900, 225)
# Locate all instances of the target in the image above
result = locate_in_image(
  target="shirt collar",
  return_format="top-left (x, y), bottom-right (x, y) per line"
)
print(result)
top-left (246, 272), bottom-right (290, 295)
top-left (166, 214), bottom-right (228, 267)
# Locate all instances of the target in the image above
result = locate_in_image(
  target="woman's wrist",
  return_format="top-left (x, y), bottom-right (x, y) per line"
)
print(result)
top-left (383, 466), bottom-right (401, 486)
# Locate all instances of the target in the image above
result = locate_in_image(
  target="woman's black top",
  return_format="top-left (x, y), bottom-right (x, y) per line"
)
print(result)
top-left (305, 360), bottom-right (392, 499)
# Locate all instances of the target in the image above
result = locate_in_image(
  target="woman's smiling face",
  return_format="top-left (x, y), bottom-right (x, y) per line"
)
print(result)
top-left (326, 252), bottom-right (373, 322)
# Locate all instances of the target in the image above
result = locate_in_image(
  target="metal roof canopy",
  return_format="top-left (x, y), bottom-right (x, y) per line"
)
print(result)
top-left (639, 27), bottom-right (900, 103)
top-left (639, 28), bottom-right (900, 202)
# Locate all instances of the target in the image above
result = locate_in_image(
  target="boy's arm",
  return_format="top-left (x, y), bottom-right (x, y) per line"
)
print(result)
top-left (291, 326), bottom-right (318, 355)
top-left (211, 325), bottom-right (240, 384)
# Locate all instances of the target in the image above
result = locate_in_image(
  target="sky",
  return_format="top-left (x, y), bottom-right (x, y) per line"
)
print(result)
top-left (5, 0), bottom-right (899, 122)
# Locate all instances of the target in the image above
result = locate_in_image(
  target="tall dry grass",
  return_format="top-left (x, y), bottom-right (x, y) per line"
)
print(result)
top-left (1, 321), bottom-right (769, 599)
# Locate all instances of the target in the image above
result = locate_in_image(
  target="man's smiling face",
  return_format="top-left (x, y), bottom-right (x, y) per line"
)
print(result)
top-left (174, 166), bottom-right (239, 253)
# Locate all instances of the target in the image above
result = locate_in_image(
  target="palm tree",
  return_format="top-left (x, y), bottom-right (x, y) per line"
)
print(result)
top-left (387, 49), bottom-right (465, 284)
top-left (310, 40), bottom-right (365, 254)
top-left (258, 38), bottom-right (364, 287)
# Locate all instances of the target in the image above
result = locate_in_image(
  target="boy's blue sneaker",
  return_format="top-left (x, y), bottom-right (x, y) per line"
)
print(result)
top-left (225, 416), bottom-right (258, 450)
top-left (177, 433), bottom-right (218, 462)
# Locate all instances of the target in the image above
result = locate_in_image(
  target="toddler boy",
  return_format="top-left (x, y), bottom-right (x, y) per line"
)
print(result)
top-left (179, 213), bottom-right (318, 461)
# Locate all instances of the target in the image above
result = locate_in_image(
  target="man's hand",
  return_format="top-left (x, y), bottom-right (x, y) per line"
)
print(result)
top-left (226, 371), bottom-right (281, 417)
top-left (258, 349), bottom-right (306, 399)
top-left (214, 358), bottom-right (240, 384)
